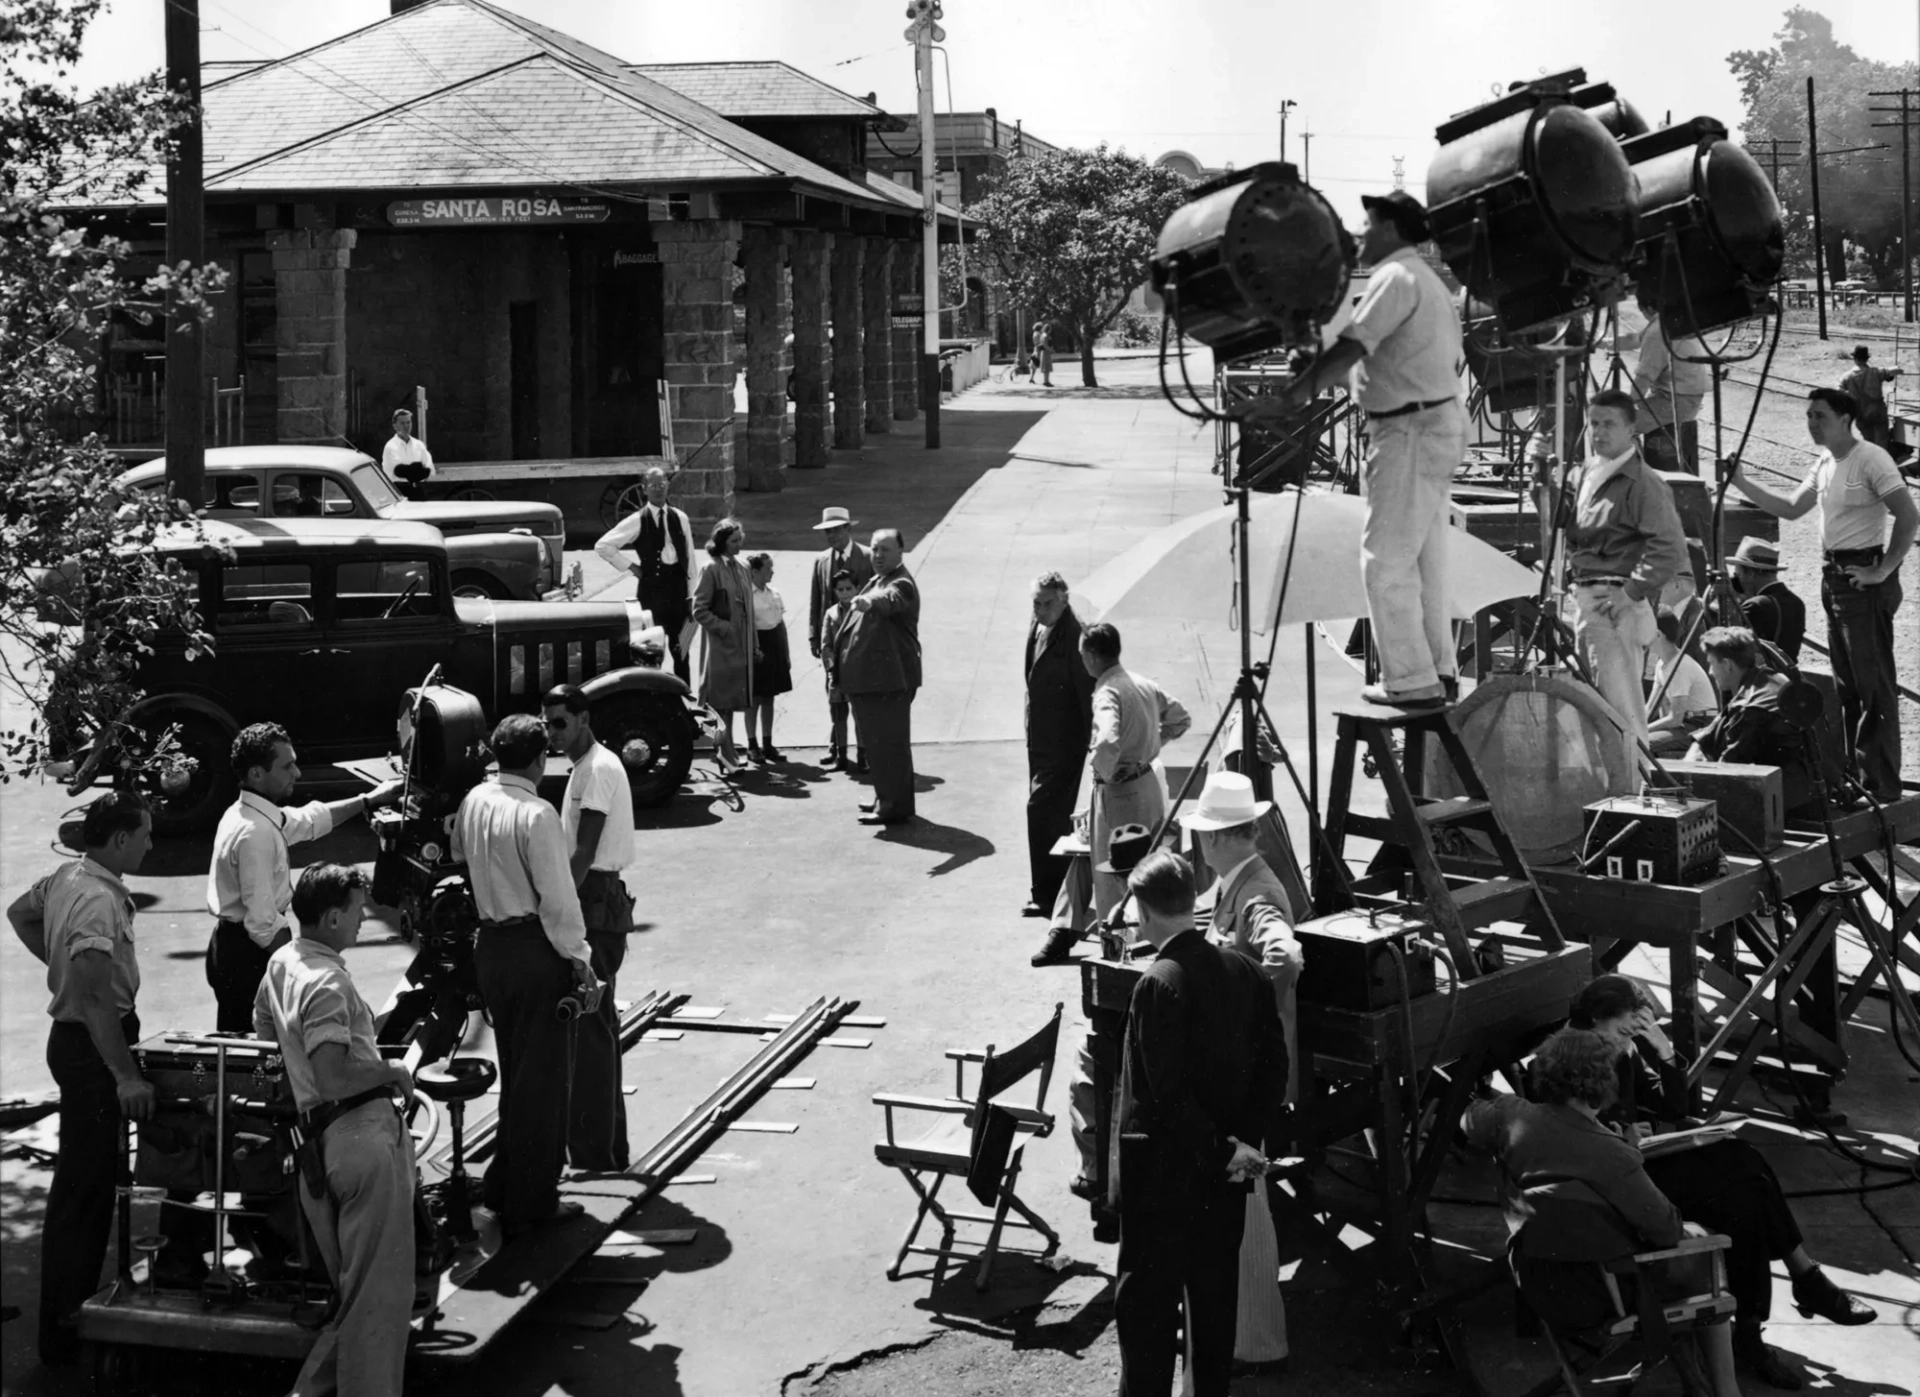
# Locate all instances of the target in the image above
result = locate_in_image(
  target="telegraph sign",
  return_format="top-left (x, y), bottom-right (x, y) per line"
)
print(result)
top-left (387, 197), bottom-right (612, 227)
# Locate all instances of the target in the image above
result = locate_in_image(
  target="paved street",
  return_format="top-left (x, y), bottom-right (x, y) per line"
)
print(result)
top-left (4, 357), bottom-right (1917, 1395)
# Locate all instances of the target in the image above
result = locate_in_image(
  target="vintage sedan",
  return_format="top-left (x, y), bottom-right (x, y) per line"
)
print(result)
top-left (68, 517), bottom-right (704, 833)
top-left (114, 446), bottom-right (577, 601)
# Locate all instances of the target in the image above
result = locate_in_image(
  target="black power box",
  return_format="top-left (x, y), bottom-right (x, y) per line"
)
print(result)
top-left (1294, 908), bottom-right (1437, 1012)
top-left (1582, 791), bottom-right (1721, 885)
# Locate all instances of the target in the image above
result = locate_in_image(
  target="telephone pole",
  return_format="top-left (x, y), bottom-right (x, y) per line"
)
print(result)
top-left (1278, 100), bottom-right (1296, 162)
top-left (1300, 120), bottom-right (1312, 185)
top-left (1745, 136), bottom-right (1801, 190)
top-left (906, 0), bottom-right (943, 447)
top-left (1808, 77), bottom-right (1829, 340)
top-left (164, 0), bottom-right (204, 508)
top-left (1869, 87), bottom-right (1918, 323)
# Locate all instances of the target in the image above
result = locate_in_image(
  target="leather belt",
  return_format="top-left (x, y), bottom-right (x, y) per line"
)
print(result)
top-left (299, 1083), bottom-right (395, 1139)
top-left (1368, 396), bottom-right (1455, 420)
top-left (1824, 547), bottom-right (1883, 567)
top-left (479, 914), bottom-right (543, 932)
top-left (1095, 760), bottom-right (1153, 787)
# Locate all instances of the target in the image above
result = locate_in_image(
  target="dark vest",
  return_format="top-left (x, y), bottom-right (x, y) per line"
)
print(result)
top-left (636, 508), bottom-right (690, 599)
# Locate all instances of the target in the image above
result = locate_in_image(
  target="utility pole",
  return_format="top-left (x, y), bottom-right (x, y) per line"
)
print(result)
top-left (164, 0), bottom-right (204, 508)
top-left (1869, 87), bottom-right (1917, 323)
top-left (1278, 99), bottom-right (1296, 162)
top-left (1745, 135), bottom-right (1801, 190)
top-left (906, 0), bottom-right (943, 447)
top-left (1301, 120), bottom-right (1312, 185)
top-left (1392, 155), bottom-right (1406, 192)
top-left (1808, 76), bottom-right (1829, 341)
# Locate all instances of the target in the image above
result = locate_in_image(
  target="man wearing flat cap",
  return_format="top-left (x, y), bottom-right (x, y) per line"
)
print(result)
top-left (1263, 190), bottom-right (1467, 710)
top-left (1184, 771), bottom-right (1303, 1376)
top-left (1726, 536), bottom-right (1805, 665)
top-left (808, 507), bottom-right (875, 769)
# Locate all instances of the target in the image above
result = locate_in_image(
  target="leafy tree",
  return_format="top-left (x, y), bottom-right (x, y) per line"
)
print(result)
top-left (1729, 8), bottom-right (1918, 287)
top-left (2, 0), bottom-right (223, 787)
top-left (962, 145), bottom-right (1192, 387)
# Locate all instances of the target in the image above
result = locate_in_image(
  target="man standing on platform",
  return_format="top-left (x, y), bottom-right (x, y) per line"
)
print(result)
top-left (1730, 388), bottom-right (1919, 799)
top-left (1564, 389), bottom-right (1689, 781)
top-left (1262, 190), bottom-right (1466, 709)
top-left (841, 529), bottom-right (921, 825)
top-left (807, 507), bottom-right (875, 768)
top-left (543, 684), bottom-right (635, 1171)
top-left (1840, 345), bottom-right (1899, 450)
top-left (595, 467), bottom-right (697, 683)
top-left (1023, 572), bottom-right (1095, 922)
top-left (453, 714), bottom-right (602, 1231)
top-left (382, 408), bottom-right (434, 501)
top-left (1726, 536), bottom-right (1806, 665)
top-left (1112, 851), bottom-right (1288, 1397)
top-left (206, 724), bottom-right (400, 1033)
top-left (9, 793), bottom-right (154, 1367)
top-left (1082, 622), bottom-right (1191, 920)
top-left (1633, 321), bottom-right (1709, 474)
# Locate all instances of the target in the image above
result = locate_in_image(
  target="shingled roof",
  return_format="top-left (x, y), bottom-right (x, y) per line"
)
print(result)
top-left (93, 0), bottom-right (902, 211)
top-left (630, 62), bottom-right (884, 121)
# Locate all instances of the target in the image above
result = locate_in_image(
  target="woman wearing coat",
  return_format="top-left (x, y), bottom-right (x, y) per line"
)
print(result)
top-left (691, 517), bottom-right (756, 771)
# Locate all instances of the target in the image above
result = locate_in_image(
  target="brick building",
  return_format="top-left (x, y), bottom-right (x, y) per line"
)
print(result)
top-left (72, 0), bottom-right (963, 529)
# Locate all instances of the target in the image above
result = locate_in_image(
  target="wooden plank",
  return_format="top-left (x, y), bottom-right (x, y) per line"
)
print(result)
top-left (676, 1006), bottom-right (727, 1019)
top-left (726, 1121), bottom-right (797, 1133)
top-left (602, 1228), bottom-right (697, 1247)
top-left (433, 455), bottom-right (671, 483)
top-left (819, 1037), bottom-right (871, 1049)
top-left (763, 1013), bottom-right (887, 1028)
top-left (770, 1078), bottom-right (815, 1090)
top-left (640, 1030), bottom-right (684, 1042)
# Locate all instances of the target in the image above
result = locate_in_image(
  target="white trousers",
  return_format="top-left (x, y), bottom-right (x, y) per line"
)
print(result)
top-left (1570, 583), bottom-right (1656, 784)
top-left (1360, 403), bottom-right (1467, 696)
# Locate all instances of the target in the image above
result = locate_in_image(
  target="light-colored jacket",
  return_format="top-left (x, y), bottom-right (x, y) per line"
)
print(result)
top-left (1208, 856), bottom-right (1304, 1103)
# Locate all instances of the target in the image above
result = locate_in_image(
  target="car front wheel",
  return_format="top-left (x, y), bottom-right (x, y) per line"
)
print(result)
top-left (593, 695), bottom-right (693, 807)
top-left (137, 708), bottom-right (238, 836)
top-left (451, 570), bottom-right (510, 601)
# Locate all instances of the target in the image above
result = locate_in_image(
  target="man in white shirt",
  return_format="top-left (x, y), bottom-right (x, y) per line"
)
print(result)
top-left (452, 714), bottom-right (602, 1230)
top-left (542, 684), bottom-right (635, 1171)
top-left (1647, 607), bottom-right (1720, 756)
top-left (382, 408), bottom-right (433, 501)
top-left (1633, 322), bottom-right (1710, 475)
top-left (1261, 190), bottom-right (1467, 708)
top-left (594, 467), bottom-right (696, 682)
top-left (206, 723), bottom-right (401, 1033)
top-left (1729, 387), bottom-right (1920, 798)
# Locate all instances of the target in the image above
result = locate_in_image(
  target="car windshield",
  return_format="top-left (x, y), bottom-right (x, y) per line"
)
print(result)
top-left (352, 463), bottom-right (401, 514)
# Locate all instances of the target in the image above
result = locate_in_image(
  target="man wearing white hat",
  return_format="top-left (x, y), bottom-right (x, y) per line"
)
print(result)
top-left (808, 507), bottom-right (875, 769)
top-left (1184, 772), bottom-right (1303, 1378)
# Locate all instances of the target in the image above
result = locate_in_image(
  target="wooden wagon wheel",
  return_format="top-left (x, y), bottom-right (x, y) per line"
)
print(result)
top-left (599, 478), bottom-right (647, 530)
top-left (448, 485), bottom-right (496, 502)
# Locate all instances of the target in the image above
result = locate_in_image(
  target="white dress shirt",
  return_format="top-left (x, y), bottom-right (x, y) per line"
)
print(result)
top-left (451, 774), bottom-right (590, 967)
top-left (382, 433), bottom-right (434, 480)
top-left (252, 936), bottom-right (385, 1113)
top-left (208, 790), bottom-right (335, 947)
top-left (595, 504), bottom-right (692, 580)
top-left (563, 743), bottom-right (635, 873)
top-left (1341, 247), bottom-right (1466, 414)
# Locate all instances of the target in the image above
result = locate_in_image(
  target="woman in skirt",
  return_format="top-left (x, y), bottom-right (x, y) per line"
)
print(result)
top-left (746, 552), bottom-right (793, 762)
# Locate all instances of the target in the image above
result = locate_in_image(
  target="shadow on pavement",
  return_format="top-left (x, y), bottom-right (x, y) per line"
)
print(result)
top-left (874, 819), bottom-right (994, 877)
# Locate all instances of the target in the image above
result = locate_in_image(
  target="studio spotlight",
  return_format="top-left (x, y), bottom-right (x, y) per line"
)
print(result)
top-left (1426, 72), bottom-right (1639, 333)
top-left (1460, 292), bottom-right (1587, 415)
top-left (1624, 118), bottom-right (1785, 337)
top-left (1150, 161), bottom-right (1352, 363)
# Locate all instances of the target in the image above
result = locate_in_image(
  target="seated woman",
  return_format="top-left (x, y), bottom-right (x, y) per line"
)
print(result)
top-left (1464, 1028), bottom-right (1741, 1397)
top-left (1571, 975), bottom-right (1875, 1389)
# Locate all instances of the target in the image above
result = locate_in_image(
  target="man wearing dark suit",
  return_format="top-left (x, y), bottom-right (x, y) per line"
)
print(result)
top-left (1727, 536), bottom-right (1807, 666)
top-left (1114, 851), bottom-right (1289, 1397)
top-left (839, 529), bottom-right (921, 825)
top-left (808, 507), bottom-right (876, 771)
top-left (1023, 572), bottom-right (1094, 920)
top-left (594, 467), bottom-right (696, 683)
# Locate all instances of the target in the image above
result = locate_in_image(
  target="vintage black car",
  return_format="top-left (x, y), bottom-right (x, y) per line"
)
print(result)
top-left (88, 518), bottom-right (705, 833)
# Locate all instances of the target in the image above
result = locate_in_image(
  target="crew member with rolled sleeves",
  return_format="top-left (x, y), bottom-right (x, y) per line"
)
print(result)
top-left (594, 467), bottom-right (697, 683)
top-left (1840, 345), bottom-right (1900, 451)
top-left (1082, 622), bottom-right (1191, 919)
top-left (452, 714), bottom-right (603, 1231)
top-left (1563, 388), bottom-right (1689, 785)
top-left (206, 723), bottom-right (401, 1034)
top-left (542, 683), bottom-right (635, 1172)
top-left (1730, 387), bottom-right (1920, 799)
top-left (382, 408), bottom-right (434, 501)
top-left (1632, 321), bottom-right (1709, 474)
top-left (1185, 773), bottom-right (1304, 1378)
top-left (8, 793), bottom-right (155, 1367)
top-left (1261, 190), bottom-right (1467, 709)
top-left (253, 864), bottom-right (415, 1397)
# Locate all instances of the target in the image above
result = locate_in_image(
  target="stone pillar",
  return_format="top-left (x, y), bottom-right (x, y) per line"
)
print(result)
top-left (656, 219), bottom-right (742, 532)
top-left (891, 239), bottom-right (919, 421)
top-left (830, 236), bottom-right (865, 449)
top-left (862, 238), bottom-right (894, 434)
top-left (790, 230), bottom-right (831, 468)
top-left (740, 226), bottom-right (791, 492)
top-left (269, 228), bottom-right (356, 444)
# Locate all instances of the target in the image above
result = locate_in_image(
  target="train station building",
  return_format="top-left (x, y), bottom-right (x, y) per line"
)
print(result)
top-left (74, 0), bottom-right (965, 527)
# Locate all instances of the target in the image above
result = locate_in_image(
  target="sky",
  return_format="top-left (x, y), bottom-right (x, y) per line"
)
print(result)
top-left (60, 0), bottom-right (1920, 209)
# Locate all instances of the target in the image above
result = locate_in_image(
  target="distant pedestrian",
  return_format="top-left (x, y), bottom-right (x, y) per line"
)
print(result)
top-left (808, 507), bottom-right (875, 772)
top-left (1840, 345), bottom-right (1900, 451)
top-left (1023, 572), bottom-right (1094, 927)
top-left (747, 552), bottom-right (793, 762)
top-left (382, 408), bottom-right (434, 502)
top-left (690, 517), bottom-right (756, 772)
top-left (820, 570), bottom-right (859, 769)
top-left (840, 529), bottom-right (922, 824)
top-left (594, 467), bottom-right (697, 682)
top-left (1032, 320), bottom-right (1054, 387)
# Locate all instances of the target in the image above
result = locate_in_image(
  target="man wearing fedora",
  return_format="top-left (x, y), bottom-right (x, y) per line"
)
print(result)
top-left (1184, 771), bottom-right (1303, 1378)
top-left (1727, 536), bottom-right (1806, 666)
top-left (808, 507), bottom-right (875, 769)
top-left (594, 467), bottom-right (696, 683)
top-left (1024, 572), bottom-right (1096, 920)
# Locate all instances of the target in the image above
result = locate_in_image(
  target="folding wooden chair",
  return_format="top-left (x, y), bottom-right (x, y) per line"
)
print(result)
top-left (872, 1002), bottom-right (1063, 1290)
